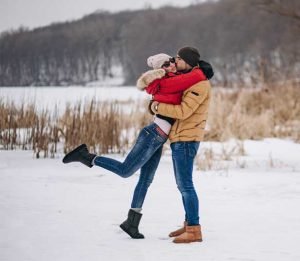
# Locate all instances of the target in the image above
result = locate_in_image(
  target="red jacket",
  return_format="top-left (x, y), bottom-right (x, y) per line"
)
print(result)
top-left (145, 68), bottom-right (206, 104)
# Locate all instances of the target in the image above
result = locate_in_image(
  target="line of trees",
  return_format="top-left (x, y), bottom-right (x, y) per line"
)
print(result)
top-left (0, 0), bottom-right (299, 87)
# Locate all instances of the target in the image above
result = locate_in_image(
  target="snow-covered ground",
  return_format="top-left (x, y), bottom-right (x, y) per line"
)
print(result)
top-left (0, 86), bottom-right (148, 114)
top-left (1, 139), bottom-right (300, 261)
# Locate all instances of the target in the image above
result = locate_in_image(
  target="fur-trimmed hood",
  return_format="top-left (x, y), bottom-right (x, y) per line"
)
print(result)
top-left (136, 69), bottom-right (166, 90)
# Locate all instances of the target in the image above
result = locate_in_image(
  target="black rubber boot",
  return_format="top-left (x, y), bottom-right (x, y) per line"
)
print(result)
top-left (120, 209), bottom-right (145, 239)
top-left (62, 144), bottom-right (96, 168)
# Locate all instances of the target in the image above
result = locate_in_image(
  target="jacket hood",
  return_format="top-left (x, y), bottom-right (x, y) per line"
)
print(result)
top-left (136, 69), bottom-right (166, 90)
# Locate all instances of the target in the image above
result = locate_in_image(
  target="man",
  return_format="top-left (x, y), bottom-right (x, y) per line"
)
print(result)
top-left (150, 46), bottom-right (212, 243)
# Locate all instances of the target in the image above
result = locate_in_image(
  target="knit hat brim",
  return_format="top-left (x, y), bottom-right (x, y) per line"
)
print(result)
top-left (178, 47), bottom-right (200, 67)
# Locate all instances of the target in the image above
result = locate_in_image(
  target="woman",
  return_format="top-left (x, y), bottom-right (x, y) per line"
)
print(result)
top-left (62, 53), bottom-right (208, 238)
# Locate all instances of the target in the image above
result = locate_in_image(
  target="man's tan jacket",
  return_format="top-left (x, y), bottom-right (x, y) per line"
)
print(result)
top-left (156, 80), bottom-right (211, 143)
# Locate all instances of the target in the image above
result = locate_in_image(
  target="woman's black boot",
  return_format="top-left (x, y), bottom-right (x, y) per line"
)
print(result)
top-left (120, 209), bottom-right (145, 239)
top-left (62, 144), bottom-right (96, 168)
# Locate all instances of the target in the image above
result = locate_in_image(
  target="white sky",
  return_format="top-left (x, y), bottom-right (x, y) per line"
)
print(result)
top-left (0, 0), bottom-right (207, 33)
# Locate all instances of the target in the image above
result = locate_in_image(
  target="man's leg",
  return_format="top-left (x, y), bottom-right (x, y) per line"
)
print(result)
top-left (170, 141), bottom-right (202, 243)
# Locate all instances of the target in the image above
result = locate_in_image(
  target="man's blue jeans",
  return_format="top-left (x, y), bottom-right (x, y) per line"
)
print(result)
top-left (94, 123), bottom-right (167, 208)
top-left (171, 141), bottom-right (200, 226)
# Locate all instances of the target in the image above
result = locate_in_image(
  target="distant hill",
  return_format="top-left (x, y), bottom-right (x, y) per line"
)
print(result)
top-left (0, 0), bottom-right (299, 87)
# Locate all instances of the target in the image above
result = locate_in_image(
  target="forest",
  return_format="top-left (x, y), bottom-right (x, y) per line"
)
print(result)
top-left (0, 0), bottom-right (299, 87)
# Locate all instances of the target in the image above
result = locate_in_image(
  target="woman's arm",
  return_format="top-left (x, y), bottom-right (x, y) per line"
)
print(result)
top-left (156, 68), bottom-right (206, 94)
top-left (136, 69), bottom-right (166, 91)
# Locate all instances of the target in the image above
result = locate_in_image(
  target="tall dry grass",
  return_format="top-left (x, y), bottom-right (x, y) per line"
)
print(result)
top-left (206, 83), bottom-right (300, 142)
top-left (62, 100), bottom-right (127, 154)
top-left (0, 83), bottom-right (299, 158)
top-left (0, 98), bottom-right (151, 157)
top-left (0, 100), bottom-right (62, 158)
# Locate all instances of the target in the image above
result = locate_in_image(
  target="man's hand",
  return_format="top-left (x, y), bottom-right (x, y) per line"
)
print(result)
top-left (151, 101), bottom-right (159, 114)
top-left (148, 100), bottom-right (159, 115)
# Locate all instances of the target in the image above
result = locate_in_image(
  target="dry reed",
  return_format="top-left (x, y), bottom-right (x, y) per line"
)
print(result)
top-left (205, 83), bottom-right (300, 141)
top-left (0, 83), bottom-right (299, 158)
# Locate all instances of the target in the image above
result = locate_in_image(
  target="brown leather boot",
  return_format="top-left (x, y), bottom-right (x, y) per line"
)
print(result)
top-left (173, 225), bottom-right (203, 243)
top-left (169, 221), bottom-right (187, 237)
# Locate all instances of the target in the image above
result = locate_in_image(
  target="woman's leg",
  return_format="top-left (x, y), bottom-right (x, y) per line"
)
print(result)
top-left (119, 146), bottom-right (163, 239)
top-left (93, 123), bottom-right (167, 178)
top-left (130, 145), bottom-right (163, 209)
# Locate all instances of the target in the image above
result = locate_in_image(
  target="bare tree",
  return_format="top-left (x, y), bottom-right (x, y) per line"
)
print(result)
top-left (256, 0), bottom-right (300, 25)
top-left (0, 0), bottom-right (299, 87)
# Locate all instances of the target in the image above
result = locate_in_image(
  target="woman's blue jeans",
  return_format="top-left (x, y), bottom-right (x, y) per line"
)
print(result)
top-left (94, 123), bottom-right (167, 208)
top-left (171, 141), bottom-right (200, 226)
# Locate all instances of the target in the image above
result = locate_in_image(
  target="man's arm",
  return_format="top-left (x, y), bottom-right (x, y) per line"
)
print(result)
top-left (152, 81), bottom-right (210, 120)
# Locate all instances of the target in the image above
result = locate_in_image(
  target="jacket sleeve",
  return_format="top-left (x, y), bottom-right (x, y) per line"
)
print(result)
top-left (156, 83), bottom-right (209, 120)
top-left (158, 69), bottom-right (206, 94)
top-left (145, 79), bottom-right (160, 95)
top-left (136, 69), bottom-right (166, 91)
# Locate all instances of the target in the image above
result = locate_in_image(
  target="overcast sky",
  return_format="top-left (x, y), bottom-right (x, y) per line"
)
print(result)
top-left (0, 0), bottom-right (208, 33)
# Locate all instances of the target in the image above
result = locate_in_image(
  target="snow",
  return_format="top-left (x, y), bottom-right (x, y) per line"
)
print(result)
top-left (1, 139), bottom-right (300, 261)
top-left (0, 86), bottom-right (149, 114)
top-left (1, 86), bottom-right (300, 260)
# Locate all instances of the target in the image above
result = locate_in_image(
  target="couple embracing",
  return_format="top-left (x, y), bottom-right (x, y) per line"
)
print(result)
top-left (63, 46), bottom-right (213, 244)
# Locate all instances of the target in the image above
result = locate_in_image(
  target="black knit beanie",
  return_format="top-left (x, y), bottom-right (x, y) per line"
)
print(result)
top-left (177, 46), bottom-right (200, 67)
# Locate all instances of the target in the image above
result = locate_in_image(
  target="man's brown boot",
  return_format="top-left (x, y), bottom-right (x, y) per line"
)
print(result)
top-left (173, 225), bottom-right (203, 243)
top-left (169, 221), bottom-right (187, 237)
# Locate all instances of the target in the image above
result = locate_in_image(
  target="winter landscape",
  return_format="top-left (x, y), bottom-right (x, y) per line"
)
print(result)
top-left (1, 0), bottom-right (300, 260)
top-left (1, 87), bottom-right (300, 261)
